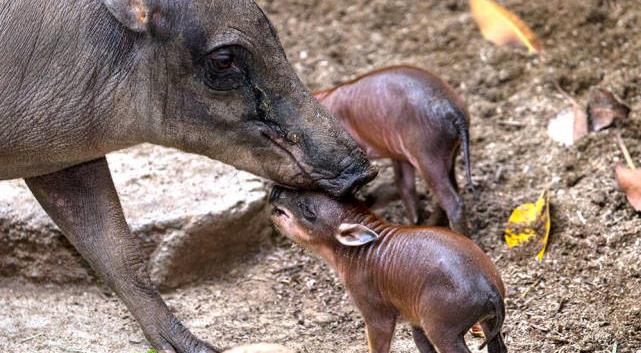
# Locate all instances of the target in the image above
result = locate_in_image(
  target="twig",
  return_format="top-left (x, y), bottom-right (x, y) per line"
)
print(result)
top-left (554, 81), bottom-right (580, 107)
top-left (529, 323), bottom-right (549, 332)
top-left (19, 333), bottom-right (44, 343)
top-left (494, 165), bottom-right (504, 183)
top-left (520, 278), bottom-right (542, 299)
top-left (555, 298), bottom-right (567, 313)
top-left (498, 120), bottom-right (526, 127)
top-left (616, 129), bottom-right (636, 169)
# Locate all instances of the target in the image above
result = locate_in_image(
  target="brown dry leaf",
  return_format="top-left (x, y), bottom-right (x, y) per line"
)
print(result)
top-left (548, 84), bottom-right (589, 146)
top-left (615, 131), bottom-right (640, 211)
top-left (470, 0), bottom-right (543, 53)
top-left (548, 105), bottom-right (588, 146)
top-left (587, 88), bottom-right (630, 132)
top-left (615, 165), bottom-right (641, 211)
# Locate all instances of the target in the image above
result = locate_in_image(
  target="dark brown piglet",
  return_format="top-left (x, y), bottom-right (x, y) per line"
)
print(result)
top-left (270, 186), bottom-right (507, 353)
top-left (315, 66), bottom-right (475, 234)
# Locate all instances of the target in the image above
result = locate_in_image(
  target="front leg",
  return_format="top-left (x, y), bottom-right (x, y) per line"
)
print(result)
top-left (25, 158), bottom-right (219, 353)
top-left (364, 315), bottom-right (396, 353)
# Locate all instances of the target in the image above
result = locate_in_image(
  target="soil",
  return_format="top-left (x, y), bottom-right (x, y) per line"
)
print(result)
top-left (2, 0), bottom-right (641, 352)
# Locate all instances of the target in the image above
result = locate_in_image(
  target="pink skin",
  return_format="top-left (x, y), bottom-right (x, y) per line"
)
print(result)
top-left (315, 65), bottom-right (475, 235)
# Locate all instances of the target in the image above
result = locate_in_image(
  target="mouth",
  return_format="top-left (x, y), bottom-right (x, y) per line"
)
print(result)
top-left (257, 123), bottom-right (377, 195)
top-left (315, 164), bottom-right (378, 197)
top-left (259, 124), bottom-right (314, 181)
top-left (271, 205), bottom-right (290, 219)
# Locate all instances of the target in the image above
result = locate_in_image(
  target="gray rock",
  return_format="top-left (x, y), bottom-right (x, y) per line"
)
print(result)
top-left (0, 144), bottom-right (272, 288)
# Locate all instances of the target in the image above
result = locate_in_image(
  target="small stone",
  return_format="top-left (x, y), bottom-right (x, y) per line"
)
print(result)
top-left (590, 191), bottom-right (607, 207)
top-left (128, 336), bottom-right (143, 344)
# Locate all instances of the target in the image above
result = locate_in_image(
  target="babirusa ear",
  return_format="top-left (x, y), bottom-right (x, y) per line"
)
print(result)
top-left (103, 0), bottom-right (150, 32)
top-left (334, 223), bottom-right (379, 247)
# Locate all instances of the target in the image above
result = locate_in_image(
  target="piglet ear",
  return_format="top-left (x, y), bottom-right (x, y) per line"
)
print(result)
top-left (334, 223), bottom-right (379, 247)
top-left (103, 0), bottom-right (151, 32)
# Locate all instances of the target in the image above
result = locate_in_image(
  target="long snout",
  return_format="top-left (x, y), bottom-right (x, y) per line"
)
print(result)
top-left (261, 66), bottom-right (377, 196)
top-left (318, 159), bottom-right (378, 197)
top-left (303, 105), bottom-right (378, 196)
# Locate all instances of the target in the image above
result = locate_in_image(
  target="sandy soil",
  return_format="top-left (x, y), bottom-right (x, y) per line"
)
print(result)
top-left (2, 0), bottom-right (641, 352)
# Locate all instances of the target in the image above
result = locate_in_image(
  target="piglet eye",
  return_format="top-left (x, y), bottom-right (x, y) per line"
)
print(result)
top-left (298, 201), bottom-right (317, 222)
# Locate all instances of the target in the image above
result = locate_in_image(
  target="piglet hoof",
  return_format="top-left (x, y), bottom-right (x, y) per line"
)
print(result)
top-left (223, 343), bottom-right (295, 353)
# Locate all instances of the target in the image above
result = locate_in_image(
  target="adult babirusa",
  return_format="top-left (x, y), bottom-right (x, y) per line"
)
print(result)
top-left (0, 1), bottom-right (375, 352)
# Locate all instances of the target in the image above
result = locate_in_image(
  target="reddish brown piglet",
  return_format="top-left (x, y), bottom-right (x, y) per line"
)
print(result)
top-left (270, 186), bottom-right (507, 353)
top-left (316, 66), bottom-right (474, 234)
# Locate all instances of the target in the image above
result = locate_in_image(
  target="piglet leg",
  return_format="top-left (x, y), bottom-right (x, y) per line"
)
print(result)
top-left (393, 161), bottom-right (422, 224)
top-left (415, 156), bottom-right (468, 235)
top-left (356, 303), bottom-right (396, 353)
top-left (364, 318), bottom-right (396, 353)
top-left (427, 333), bottom-right (471, 353)
top-left (412, 327), bottom-right (436, 353)
top-left (480, 320), bottom-right (508, 353)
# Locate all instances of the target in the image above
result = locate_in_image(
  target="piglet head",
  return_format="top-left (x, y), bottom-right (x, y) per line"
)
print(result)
top-left (269, 186), bottom-right (380, 248)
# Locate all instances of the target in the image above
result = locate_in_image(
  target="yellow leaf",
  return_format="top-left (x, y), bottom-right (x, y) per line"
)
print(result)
top-left (470, 0), bottom-right (543, 54)
top-left (505, 190), bottom-right (551, 261)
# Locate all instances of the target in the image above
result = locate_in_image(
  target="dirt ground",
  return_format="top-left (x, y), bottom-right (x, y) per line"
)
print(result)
top-left (2, 0), bottom-right (641, 352)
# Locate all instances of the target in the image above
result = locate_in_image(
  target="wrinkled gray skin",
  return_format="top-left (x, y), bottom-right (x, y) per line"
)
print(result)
top-left (0, 1), bottom-right (376, 352)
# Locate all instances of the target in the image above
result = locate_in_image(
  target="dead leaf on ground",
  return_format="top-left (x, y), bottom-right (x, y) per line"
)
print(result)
top-left (615, 131), bottom-right (640, 211)
top-left (615, 165), bottom-right (641, 211)
top-left (548, 84), bottom-right (589, 146)
top-left (587, 88), bottom-right (630, 132)
top-left (505, 190), bottom-right (551, 262)
top-left (548, 106), bottom-right (589, 147)
top-left (470, 0), bottom-right (543, 54)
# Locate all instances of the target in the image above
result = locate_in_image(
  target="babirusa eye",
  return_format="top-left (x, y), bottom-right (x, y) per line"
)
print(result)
top-left (203, 46), bottom-right (245, 91)
top-left (209, 50), bottom-right (234, 71)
